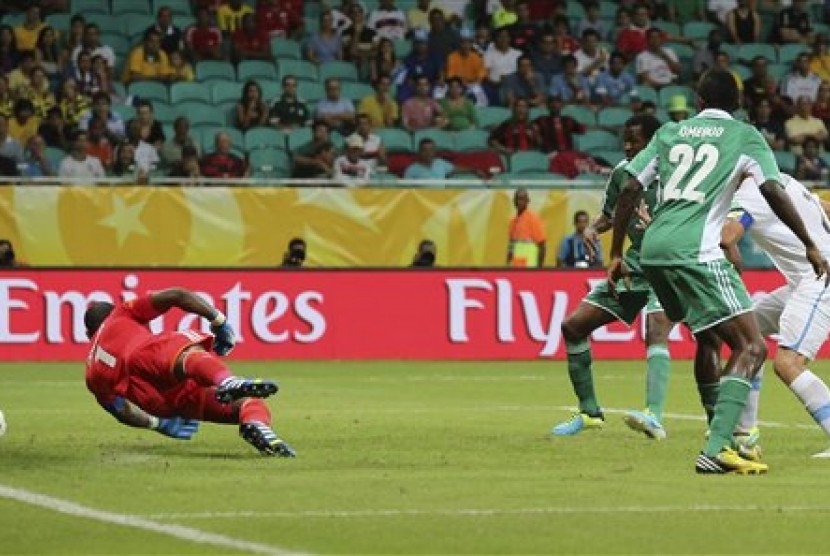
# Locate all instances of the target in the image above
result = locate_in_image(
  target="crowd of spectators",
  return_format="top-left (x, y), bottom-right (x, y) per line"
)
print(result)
top-left (0, 0), bottom-right (829, 185)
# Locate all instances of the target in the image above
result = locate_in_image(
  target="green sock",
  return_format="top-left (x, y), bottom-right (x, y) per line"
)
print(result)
top-left (704, 376), bottom-right (751, 456)
top-left (566, 339), bottom-right (600, 416)
top-left (697, 382), bottom-right (720, 424)
top-left (645, 344), bottom-right (671, 421)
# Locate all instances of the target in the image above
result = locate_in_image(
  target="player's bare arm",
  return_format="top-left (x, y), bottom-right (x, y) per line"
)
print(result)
top-left (758, 180), bottom-right (830, 282)
top-left (607, 176), bottom-right (643, 290)
top-left (150, 288), bottom-right (236, 356)
top-left (720, 220), bottom-right (745, 273)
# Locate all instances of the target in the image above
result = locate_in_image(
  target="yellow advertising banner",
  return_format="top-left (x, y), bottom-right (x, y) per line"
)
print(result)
top-left (0, 185), bottom-right (613, 267)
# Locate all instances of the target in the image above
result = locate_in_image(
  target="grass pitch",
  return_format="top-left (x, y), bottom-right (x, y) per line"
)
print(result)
top-left (2, 360), bottom-right (830, 555)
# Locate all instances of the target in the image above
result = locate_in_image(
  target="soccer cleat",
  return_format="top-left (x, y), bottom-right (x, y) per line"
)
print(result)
top-left (622, 409), bottom-right (667, 440)
top-left (695, 447), bottom-right (768, 475)
top-left (240, 422), bottom-right (296, 457)
top-left (733, 426), bottom-right (761, 448)
top-left (551, 412), bottom-right (604, 436)
top-left (215, 377), bottom-right (279, 403)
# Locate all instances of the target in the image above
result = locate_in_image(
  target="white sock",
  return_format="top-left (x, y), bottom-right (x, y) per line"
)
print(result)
top-left (790, 370), bottom-right (830, 439)
top-left (737, 366), bottom-right (764, 432)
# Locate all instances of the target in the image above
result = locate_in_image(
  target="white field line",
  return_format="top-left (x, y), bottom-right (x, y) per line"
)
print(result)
top-left (145, 504), bottom-right (830, 520)
top-left (555, 406), bottom-right (816, 430)
top-left (0, 484), bottom-right (309, 556)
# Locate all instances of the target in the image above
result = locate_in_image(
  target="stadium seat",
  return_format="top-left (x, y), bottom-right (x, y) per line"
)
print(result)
top-left (245, 127), bottom-right (288, 152)
top-left (200, 127), bottom-right (244, 153)
top-left (100, 32), bottom-right (131, 59)
top-left (112, 3), bottom-right (151, 16)
top-left (631, 85), bottom-right (658, 104)
top-left (121, 14), bottom-right (156, 39)
top-left (453, 129), bottom-right (489, 151)
top-left (565, 2), bottom-right (585, 18)
top-left (734, 65), bottom-right (751, 81)
top-left (656, 21), bottom-right (681, 37)
top-left (196, 61), bottom-right (236, 82)
top-left (46, 13), bottom-right (72, 33)
top-left (298, 81), bottom-right (325, 103)
top-left (250, 149), bottom-right (292, 179)
top-left (71, 0), bottom-right (110, 14)
top-left (655, 108), bottom-right (669, 123)
top-left (598, 1), bottom-right (617, 17)
top-left (271, 38), bottom-right (302, 60)
top-left (529, 107), bottom-right (548, 121)
top-left (682, 21), bottom-right (716, 41)
top-left (171, 82), bottom-right (212, 104)
top-left (593, 149), bottom-right (625, 165)
top-left (287, 127), bottom-right (313, 150)
top-left (778, 44), bottom-right (810, 65)
top-left (128, 81), bottom-right (169, 103)
top-left (597, 107), bottom-right (632, 129)
top-left (658, 85), bottom-right (695, 108)
top-left (665, 42), bottom-right (695, 62)
top-left (177, 102), bottom-right (224, 127)
top-left (86, 14), bottom-right (120, 34)
top-left (767, 63), bottom-right (790, 82)
top-left (45, 147), bottom-right (66, 170)
top-left (574, 130), bottom-right (620, 151)
top-left (414, 128), bottom-right (454, 151)
top-left (774, 150), bottom-right (796, 174)
top-left (211, 80), bottom-right (242, 104)
top-left (377, 128), bottom-right (413, 152)
top-left (510, 151), bottom-right (549, 174)
top-left (393, 39), bottom-right (411, 58)
top-left (277, 59), bottom-right (318, 82)
top-left (477, 106), bottom-right (511, 129)
top-left (259, 80), bottom-right (282, 102)
top-left (112, 104), bottom-right (136, 121)
top-left (152, 0), bottom-right (192, 17)
top-left (738, 43), bottom-right (777, 64)
top-left (719, 43), bottom-right (740, 61)
top-left (341, 82), bottom-right (374, 102)
top-left (320, 61), bottom-right (360, 83)
top-left (561, 105), bottom-right (597, 127)
top-left (152, 102), bottom-right (177, 124)
top-left (238, 60), bottom-right (278, 82)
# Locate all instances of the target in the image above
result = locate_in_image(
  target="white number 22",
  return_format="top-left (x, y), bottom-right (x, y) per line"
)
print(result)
top-left (662, 144), bottom-right (719, 203)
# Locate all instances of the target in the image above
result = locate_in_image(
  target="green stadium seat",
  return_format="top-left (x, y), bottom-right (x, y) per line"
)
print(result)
top-left (510, 151), bottom-right (549, 174)
top-left (121, 15), bottom-right (156, 39)
top-left (45, 147), bottom-right (66, 170)
top-left (170, 82), bottom-right (212, 104)
top-left (574, 130), bottom-right (620, 151)
top-left (778, 44), bottom-right (810, 65)
top-left (774, 150), bottom-right (796, 174)
top-left (71, 0), bottom-right (110, 14)
top-left (287, 127), bottom-right (313, 150)
top-left (565, 2), bottom-right (585, 18)
top-left (112, 3), bottom-right (151, 16)
top-left (658, 85), bottom-right (695, 108)
top-left (593, 149), bottom-right (625, 165)
top-left (377, 128), bottom-right (413, 152)
top-left (529, 107), bottom-right (548, 121)
top-left (598, 1), bottom-right (617, 18)
top-left (597, 107), bottom-right (632, 129)
top-left (665, 42), bottom-right (695, 61)
top-left (453, 129), bottom-right (489, 151)
top-left (211, 80), bottom-right (242, 104)
top-left (298, 81), bottom-right (325, 103)
top-left (656, 21), bottom-right (681, 37)
top-left (738, 43), bottom-right (777, 64)
top-left (734, 65), bottom-right (751, 81)
top-left (196, 61), bottom-right (236, 82)
top-left (245, 127), bottom-right (288, 152)
top-left (271, 38), bottom-right (302, 60)
top-left (719, 43), bottom-right (740, 61)
top-left (250, 149), bottom-right (292, 179)
top-left (45, 13), bottom-right (72, 33)
top-left (238, 61), bottom-right (278, 82)
top-left (341, 82), bottom-right (374, 102)
top-left (112, 104), bottom-right (136, 121)
top-left (277, 59), bottom-right (318, 82)
top-left (682, 21), bottom-right (716, 41)
top-left (86, 14), bottom-right (121, 34)
top-left (128, 81), bottom-right (169, 103)
top-left (320, 61), bottom-right (360, 82)
top-left (478, 106), bottom-right (511, 129)
top-left (260, 80), bottom-right (282, 102)
top-left (100, 32), bottom-right (131, 59)
top-left (393, 39), bottom-right (410, 58)
top-left (561, 105), bottom-right (597, 127)
top-left (631, 85), bottom-right (658, 104)
top-left (152, 0), bottom-right (192, 17)
top-left (152, 102), bottom-right (177, 124)
top-left (414, 129), bottom-right (454, 151)
top-left (177, 101), bottom-right (224, 127)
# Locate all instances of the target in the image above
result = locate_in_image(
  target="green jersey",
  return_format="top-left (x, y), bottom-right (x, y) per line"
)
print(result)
top-left (601, 159), bottom-right (659, 267)
top-left (626, 109), bottom-right (781, 265)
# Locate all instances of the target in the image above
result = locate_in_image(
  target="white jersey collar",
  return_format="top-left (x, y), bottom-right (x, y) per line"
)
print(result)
top-left (695, 108), bottom-right (733, 120)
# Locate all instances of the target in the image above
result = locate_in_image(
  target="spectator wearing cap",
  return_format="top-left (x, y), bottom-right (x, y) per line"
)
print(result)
top-left (317, 78), bottom-right (356, 134)
top-left (484, 28), bottom-right (522, 102)
top-left (80, 92), bottom-right (125, 140)
top-left (217, 0), bottom-right (254, 34)
top-left (492, 0), bottom-right (518, 30)
top-left (307, 10), bottom-right (343, 64)
top-left (334, 134), bottom-right (373, 186)
top-left (232, 13), bottom-right (272, 63)
top-left (786, 96), bottom-right (829, 155)
top-left (358, 74), bottom-right (399, 128)
top-left (368, 0), bottom-right (408, 41)
top-left (489, 98), bottom-right (540, 156)
top-left (781, 53), bottom-right (822, 103)
top-left (353, 113), bottom-right (387, 169)
top-left (14, 6), bottom-right (45, 52)
top-left (501, 54), bottom-right (546, 108)
top-left (122, 29), bottom-right (171, 84)
top-left (534, 95), bottom-right (585, 153)
top-left (402, 75), bottom-right (445, 131)
top-left (635, 28), bottom-right (680, 89)
top-left (550, 54), bottom-right (591, 103)
top-left (146, 6), bottom-right (184, 54)
top-left (667, 95), bottom-right (690, 122)
top-left (427, 8), bottom-right (459, 62)
top-left (270, 75), bottom-right (311, 130)
top-left (58, 129), bottom-right (105, 179)
top-left (186, 7), bottom-right (224, 61)
top-left (161, 117), bottom-right (200, 166)
top-left (594, 52), bottom-right (636, 105)
top-left (72, 23), bottom-right (116, 70)
top-left (773, 0), bottom-right (812, 45)
top-left (810, 34), bottom-right (830, 84)
top-left (509, 1), bottom-right (540, 52)
top-left (200, 131), bottom-right (248, 178)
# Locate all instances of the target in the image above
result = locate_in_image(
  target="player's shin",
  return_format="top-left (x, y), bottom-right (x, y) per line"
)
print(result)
top-left (182, 349), bottom-right (233, 386)
top-left (789, 370), bottom-right (830, 439)
top-left (704, 375), bottom-right (753, 456)
top-left (737, 366), bottom-right (763, 433)
top-left (645, 344), bottom-right (670, 421)
top-left (565, 338), bottom-right (601, 416)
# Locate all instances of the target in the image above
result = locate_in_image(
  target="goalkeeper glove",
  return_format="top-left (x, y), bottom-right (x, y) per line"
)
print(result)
top-left (210, 313), bottom-right (236, 356)
top-left (153, 417), bottom-right (200, 440)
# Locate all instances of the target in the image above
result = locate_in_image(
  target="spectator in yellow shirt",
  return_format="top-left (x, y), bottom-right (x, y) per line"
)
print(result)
top-left (7, 51), bottom-right (36, 96)
top-left (809, 33), bottom-right (830, 83)
top-left (217, 0), bottom-right (254, 33)
top-left (22, 66), bottom-right (56, 119)
top-left (357, 74), bottom-right (399, 127)
top-left (122, 29), bottom-right (171, 84)
top-left (14, 6), bottom-right (46, 52)
top-left (8, 99), bottom-right (41, 146)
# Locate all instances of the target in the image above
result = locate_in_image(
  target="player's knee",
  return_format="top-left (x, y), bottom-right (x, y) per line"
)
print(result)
top-left (561, 317), bottom-right (586, 343)
top-left (745, 339), bottom-right (768, 375)
top-left (773, 349), bottom-right (804, 385)
top-left (645, 314), bottom-right (671, 345)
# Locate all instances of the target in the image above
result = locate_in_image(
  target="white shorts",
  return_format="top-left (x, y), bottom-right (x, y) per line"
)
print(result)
top-left (754, 280), bottom-right (830, 360)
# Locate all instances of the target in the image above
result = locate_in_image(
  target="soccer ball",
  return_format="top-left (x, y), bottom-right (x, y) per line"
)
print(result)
top-left (0, 409), bottom-right (6, 438)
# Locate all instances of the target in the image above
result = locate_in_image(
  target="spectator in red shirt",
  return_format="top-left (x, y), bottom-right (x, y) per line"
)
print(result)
top-left (616, 4), bottom-right (652, 60)
top-left (186, 7), bottom-right (223, 61)
top-left (534, 94), bottom-right (585, 153)
top-left (85, 115), bottom-right (113, 171)
top-left (488, 97), bottom-right (540, 156)
top-left (257, 0), bottom-right (302, 39)
top-left (200, 131), bottom-right (248, 178)
top-left (232, 13), bottom-right (272, 63)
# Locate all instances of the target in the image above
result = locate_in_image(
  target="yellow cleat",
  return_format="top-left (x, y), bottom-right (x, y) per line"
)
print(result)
top-left (695, 447), bottom-right (769, 475)
top-left (551, 412), bottom-right (605, 436)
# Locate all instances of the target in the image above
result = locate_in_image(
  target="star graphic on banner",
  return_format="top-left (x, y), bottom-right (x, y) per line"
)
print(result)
top-left (98, 196), bottom-right (150, 246)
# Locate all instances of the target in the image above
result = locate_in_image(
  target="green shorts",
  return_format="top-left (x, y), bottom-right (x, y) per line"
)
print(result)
top-left (584, 273), bottom-right (664, 325)
top-left (642, 259), bottom-right (752, 334)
